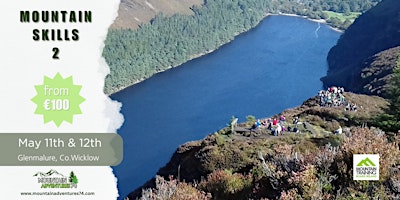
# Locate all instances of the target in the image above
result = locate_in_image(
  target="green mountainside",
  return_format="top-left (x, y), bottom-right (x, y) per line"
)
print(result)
top-left (104, 0), bottom-right (380, 95)
top-left (359, 46), bottom-right (400, 97)
top-left (105, 0), bottom-right (400, 199)
top-left (127, 93), bottom-right (400, 199)
top-left (323, 0), bottom-right (400, 94)
top-left (111, 0), bottom-right (203, 29)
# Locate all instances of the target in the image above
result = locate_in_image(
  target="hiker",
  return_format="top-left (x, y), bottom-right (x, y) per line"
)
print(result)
top-left (293, 116), bottom-right (299, 125)
top-left (273, 118), bottom-right (278, 126)
top-left (339, 93), bottom-right (345, 105)
top-left (262, 119), bottom-right (267, 126)
top-left (327, 95), bottom-right (332, 107)
top-left (318, 90), bottom-right (324, 98)
top-left (319, 91), bottom-right (325, 106)
top-left (251, 123), bottom-right (257, 130)
top-left (256, 119), bottom-right (261, 127)
top-left (339, 87), bottom-right (344, 94)
top-left (351, 103), bottom-right (358, 112)
top-left (280, 115), bottom-right (286, 125)
top-left (251, 120), bottom-right (261, 130)
top-left (275, 124), bottom-right (282, 136)
top-left (332, 86), bottom-right (338, 94)
top-left (335, 126), bottom-right (342, 134)
top-left (345, 102), bottom-right (351, 111)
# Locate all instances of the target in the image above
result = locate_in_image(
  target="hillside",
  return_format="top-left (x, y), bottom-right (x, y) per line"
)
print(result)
top-left (323, 0), bottom-right (400, 94)
top-left (127, 93), bottom-right (396, 199)
top-left (110, 0), bottom-right (379, 30)
top-left (360, 46), bottom-right (400, 97)
top-left (104, 0), bottom-right (380, 95)
top-left (107, 1), bottom-right (400, 199)
top-left (111, 0), bottom-right (203, 29)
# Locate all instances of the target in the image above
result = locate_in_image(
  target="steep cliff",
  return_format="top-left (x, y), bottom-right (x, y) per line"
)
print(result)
top-left (323, 0), bottom-right (400, 94)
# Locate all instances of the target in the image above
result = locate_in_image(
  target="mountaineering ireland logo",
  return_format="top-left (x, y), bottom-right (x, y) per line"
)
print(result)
top-left (353, 154), bottom-right (379, 180)
top-left (33, 169), bottom-right (78, 188)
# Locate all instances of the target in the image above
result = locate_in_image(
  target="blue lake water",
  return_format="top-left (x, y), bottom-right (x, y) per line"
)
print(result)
top-left (111, 15), bottom-right (341, 199)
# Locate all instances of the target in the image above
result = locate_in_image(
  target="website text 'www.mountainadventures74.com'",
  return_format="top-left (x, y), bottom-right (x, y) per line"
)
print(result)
top-left (20, 191), bottom-right (95, 196)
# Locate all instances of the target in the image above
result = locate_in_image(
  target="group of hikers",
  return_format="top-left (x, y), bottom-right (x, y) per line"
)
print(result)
top-left (345, 102), bottom-right (358, 112)
top-left (247, 86), bottom-right (359, 136)
top-left (318, 86), bottom-right (358, 111)
top-left (251, 115), bottom-right (300, 136)
top-left (318, 86), bottom-right (346, 107)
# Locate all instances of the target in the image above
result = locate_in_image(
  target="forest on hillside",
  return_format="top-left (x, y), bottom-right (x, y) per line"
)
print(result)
top-left (103, 0), bottom-right (381, 95)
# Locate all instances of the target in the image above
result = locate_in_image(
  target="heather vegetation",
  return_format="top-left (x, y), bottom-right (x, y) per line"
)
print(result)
top-left (134, 128), bottom-right (400, 200)
top-left (106, 1), bottom-right (400, 199)
top-left (128, 93), bottom-right (400, 199)
top-left (103, 0), bottom-right (381, 94)
top-left (138, 176), bottom-right (210, 200)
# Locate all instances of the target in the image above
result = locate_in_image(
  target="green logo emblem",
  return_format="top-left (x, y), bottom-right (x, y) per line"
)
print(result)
top-left (69, 171), bottom-right (79, 184)
top-left (353, 154), bottom-right (379, 180)
top-left (31, 73), bottom-right (85, 127)
top-left (33, 169), bottom-right (78, 188)
top-left (357, 157), bottom-right (376, 167)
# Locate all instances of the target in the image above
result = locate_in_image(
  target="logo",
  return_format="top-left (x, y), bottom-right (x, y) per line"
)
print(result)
top-left (353, 154), bottom-right (379, 180)
top-left (33, 169), bottom-right (78, 188)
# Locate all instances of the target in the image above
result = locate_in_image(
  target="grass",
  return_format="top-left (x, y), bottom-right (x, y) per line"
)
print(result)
top-left (323, 11), bottom-right (361, 22)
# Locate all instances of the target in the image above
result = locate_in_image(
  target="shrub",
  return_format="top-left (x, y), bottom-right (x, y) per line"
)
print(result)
top-left (306, 115), bottom-right (325, 127)
top-left (322, 120), bottom-right (341, 133)
top-left (171, 182), bottom-right (210, 200)
top-left (293, 140), bottom-right (319, 155)
top-left (334, 128), bottom-right (400, 196)
top-left (246, 115), bottom-right (256, 126)
top-left (215, 133), bottom-right (226, 146)
top-left (140, 176), bottom-right (210, 200)
top-left (372, 113), bottom-right (400, 133)
top-left (289, 165), bottom-right (319, 199)
top-left (279, 188), bottom-right (301, 200)
top-left (200, 170), bottom-right (252, 199)
top-left (198, 140), bottom-right (253, 173)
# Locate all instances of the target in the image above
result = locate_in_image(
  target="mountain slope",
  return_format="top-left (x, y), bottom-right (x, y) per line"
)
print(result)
top-left (322, 0), bottom-right (400, 93)
top-left (128, 92), bottom-right (393, 199)
top-left (111, 0), bottom-right (203, 29)
top-left (360, 46), bottom-right (400, 97)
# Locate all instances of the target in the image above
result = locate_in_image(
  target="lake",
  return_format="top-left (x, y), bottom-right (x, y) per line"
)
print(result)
top-left (111, 15), bottom-right (341, 199)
